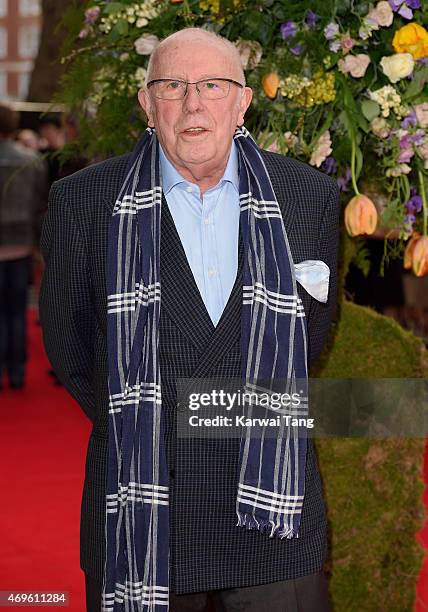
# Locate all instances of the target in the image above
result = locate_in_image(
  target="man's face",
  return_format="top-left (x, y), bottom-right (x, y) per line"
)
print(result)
top-left (138, 37), bottom-right (253, 177)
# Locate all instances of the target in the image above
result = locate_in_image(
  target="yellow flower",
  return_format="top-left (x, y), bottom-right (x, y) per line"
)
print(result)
top-left (392, 23), bottom-right (428, 60)
top-left (200, 0), bottom-right (219, 10)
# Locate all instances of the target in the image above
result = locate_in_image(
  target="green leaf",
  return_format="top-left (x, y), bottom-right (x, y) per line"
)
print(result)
top-left (104, 3), bottom-right (125, 15)
top-left (402, 65), bottom-right (428, 101)
top-left (355, 143), bottom-right (363, 182)
top-left (220, 0), bottom-right (235, 10)
top-left (114, 19), bottom-right (129, 36)
top-left (361, 99), bottom-right (380, 121)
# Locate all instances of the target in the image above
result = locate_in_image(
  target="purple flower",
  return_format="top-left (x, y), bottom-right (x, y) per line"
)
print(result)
top-left (406, 188), bottom-right (423, 213)
top-left (401, 111), bottom-right (417, 129)
top-left (306, 9), bottom-right (320, 29)
top-left (84, 6), bottom-right (100, 25)
top-left (324, 22), bottom-right (339, 40)
top-left (290, 45), bottom-right (303, 56)
top-left (388, 0), bottom-right (421, 19)
top-left (399, 132), bottom-right (412, 149)
top-left (399, 5), bottom-right (413, 18)
top-left (321, 156), bottom-right (337, 175)
top-left (337, 167), bottom-right (352, 192)
top-left (406, 0), bottom-right (421, 9)
top-left (280, 20), bottom-right (298, 40)
top-left (404, 213), bottom-right (416, 224)
top-left (329, 40), bottom-right (342, 53)
top-left (411, 129), bottom-right (426, 146)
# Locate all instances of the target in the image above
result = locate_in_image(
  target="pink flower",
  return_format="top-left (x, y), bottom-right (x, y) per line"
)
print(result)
top-left (338, 54), bottom-right (371, 78)
top-left (368, 1), bottom-right (394, 27)
top-left (340, 35), bottom-right (356, 54)
top-left (78, 25), bottom-right (91, 39)
top-left (414, 102), bottom-right (428, 128)
top-left (310, 131), bottom-right (332, 167)
top-left (397, 148), bottom-right (414, 163)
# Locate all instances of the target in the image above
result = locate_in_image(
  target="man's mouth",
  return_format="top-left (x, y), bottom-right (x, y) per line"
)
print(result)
top-left (181, 127), bottom-right (209, 136)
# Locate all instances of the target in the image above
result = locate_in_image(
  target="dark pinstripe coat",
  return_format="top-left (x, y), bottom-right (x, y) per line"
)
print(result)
top-left (39, 148), bottom-right (340, 594)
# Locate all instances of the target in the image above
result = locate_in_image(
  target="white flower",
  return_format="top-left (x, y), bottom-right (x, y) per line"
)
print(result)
top-left (380, 53), bottom-right (414, 83)
top-left (309, 131), bottom-right (332, 167)
top-left (136, 17), bottom-right (148, 28)
top-left (135, 67), bottom-right (147, 88)
top-left (386, 163), bottom-right (411, 177)
top-left (284, 131), bottom-right (298, 148)
top-left (369, 85), bottom-right (401, 117)
top-left (370, 117), bottom-right (390, 138)
top-left (119, 52), bottom-right (130, 62)
top-left (134, 33), bottom-right (159, 55)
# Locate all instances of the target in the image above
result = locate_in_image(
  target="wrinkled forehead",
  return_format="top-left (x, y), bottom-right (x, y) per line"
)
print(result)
top-left (151, 37), bottom-right (241, 80)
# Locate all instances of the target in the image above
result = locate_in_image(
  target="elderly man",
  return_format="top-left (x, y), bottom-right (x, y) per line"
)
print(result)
top-left (40, 27), bottom-right (339, 612)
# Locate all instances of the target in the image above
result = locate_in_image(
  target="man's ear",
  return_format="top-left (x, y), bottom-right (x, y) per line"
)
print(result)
top-left (138, 89), bottom-right (155, 127)
top-left (237, 86), bottom-right (253, 127)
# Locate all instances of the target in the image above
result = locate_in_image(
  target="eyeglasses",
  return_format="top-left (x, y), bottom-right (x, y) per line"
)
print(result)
top-left (146, 78), bottom-right (244, 100)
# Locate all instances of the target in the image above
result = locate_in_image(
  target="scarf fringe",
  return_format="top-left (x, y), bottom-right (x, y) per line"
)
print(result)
top-left (236, 511), bottom-right (299, 540)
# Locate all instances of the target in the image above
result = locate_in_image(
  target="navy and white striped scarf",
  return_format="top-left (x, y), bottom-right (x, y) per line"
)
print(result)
top-left (102, 126), bottom-right (309, 611)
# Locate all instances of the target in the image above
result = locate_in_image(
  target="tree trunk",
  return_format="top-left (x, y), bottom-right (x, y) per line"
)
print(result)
top-left (27, 0), bottom-right (84, 102)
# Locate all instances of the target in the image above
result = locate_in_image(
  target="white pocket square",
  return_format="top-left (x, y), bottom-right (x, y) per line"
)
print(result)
top-left (294, 260), bottom-right (330, 303)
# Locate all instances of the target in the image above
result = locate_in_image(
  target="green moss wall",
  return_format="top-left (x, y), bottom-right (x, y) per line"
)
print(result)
top-left (314, 301), bottom-right (427, 611)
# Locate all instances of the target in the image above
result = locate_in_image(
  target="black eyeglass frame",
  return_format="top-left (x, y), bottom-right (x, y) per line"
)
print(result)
top-left (146, 77), bottom-right (245, 99)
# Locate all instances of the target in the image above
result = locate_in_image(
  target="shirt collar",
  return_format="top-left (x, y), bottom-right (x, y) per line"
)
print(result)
top-left (159, 140), bottom-right (239, 195)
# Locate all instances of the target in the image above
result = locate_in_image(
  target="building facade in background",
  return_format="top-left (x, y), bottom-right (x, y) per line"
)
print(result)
top-left (0, 0), bottom-right (41, 100)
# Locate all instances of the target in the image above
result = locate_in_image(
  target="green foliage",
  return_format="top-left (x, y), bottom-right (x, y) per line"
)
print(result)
top-left (56, 0), bottom-right (428, 277)
top-left (315, 301), bottom-right (427, 611)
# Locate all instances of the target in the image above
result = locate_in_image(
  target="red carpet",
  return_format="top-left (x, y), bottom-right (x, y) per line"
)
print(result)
top-left (1, 307), bottom-right (427, 610)
top-left (416, 443), bottom-right (428, 612)
top-left (0, 308), bottom-right (91, 610)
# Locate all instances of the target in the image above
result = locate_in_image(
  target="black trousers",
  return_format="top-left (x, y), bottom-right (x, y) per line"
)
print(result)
top-left (85, 570), bottom-right (331, 612)
top-left (0, 256), bottom-right (31, 385)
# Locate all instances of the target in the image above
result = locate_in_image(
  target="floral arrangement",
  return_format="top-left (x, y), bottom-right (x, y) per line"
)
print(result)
top-left (57, 0), bottom-right (428, 276)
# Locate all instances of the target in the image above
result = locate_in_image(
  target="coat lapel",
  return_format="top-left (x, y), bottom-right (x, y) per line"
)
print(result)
top-left (104, 152), bottom-right (299, 368)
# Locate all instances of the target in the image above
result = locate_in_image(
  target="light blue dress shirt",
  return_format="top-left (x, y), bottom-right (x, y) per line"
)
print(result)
top-left (159, 141), bottom-right (240, 326)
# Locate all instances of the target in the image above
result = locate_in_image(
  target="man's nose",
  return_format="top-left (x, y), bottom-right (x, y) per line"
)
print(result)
top-left (182, 83), bottom-right (205, 112)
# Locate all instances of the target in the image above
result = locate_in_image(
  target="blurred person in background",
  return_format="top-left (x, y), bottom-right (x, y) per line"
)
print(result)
top-left (17, 128), bottom-right (42, 152)
top-left (39, 114), bottom-right (87, 185)
top-left (39, 114), bottom-right (66, 186)
top-left (0, 104), bottom-right (48, 390)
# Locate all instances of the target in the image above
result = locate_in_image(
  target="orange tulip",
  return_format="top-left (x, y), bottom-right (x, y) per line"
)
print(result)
top-left (262, 72), bottom-right (279, 99)
top-left (403, 232), bottom-right (420, 269)
top-left (344, 194), bottom-right (378, 237)
top-left (411, 235), bottom-right (428, 277)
